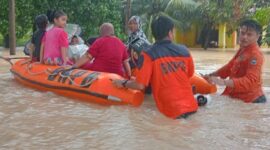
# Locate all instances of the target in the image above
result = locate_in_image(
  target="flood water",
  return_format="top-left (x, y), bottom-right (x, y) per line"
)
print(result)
top-left (0, 49), bottom-right (269, 150)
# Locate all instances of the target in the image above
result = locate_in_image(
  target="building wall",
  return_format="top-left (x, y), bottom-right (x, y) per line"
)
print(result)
top-left (174, 24), bottom-right (238, 49)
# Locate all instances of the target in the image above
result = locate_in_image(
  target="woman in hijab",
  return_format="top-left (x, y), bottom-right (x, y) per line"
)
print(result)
top-left (126, 16), bottom-right (150, 47)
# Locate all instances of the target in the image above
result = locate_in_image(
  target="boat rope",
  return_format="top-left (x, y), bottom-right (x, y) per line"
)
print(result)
top-left (0, 56), bottom-right (30, 66)
top-left (25, 62), bottom-right (97, 88)
top-left (59, 70), bottom-right (99, 87)
top-left (26, 62), bottom-right (60, 76)
top-left (0, 56), bottom-right (14, 66)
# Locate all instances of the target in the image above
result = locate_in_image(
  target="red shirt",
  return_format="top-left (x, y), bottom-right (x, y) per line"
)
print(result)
top-left (86, 36), bottom-right (128, 76)
top-left (136, 40), bottom-right (198, 118)
top-left (216, 43), bottom-right (264, 102)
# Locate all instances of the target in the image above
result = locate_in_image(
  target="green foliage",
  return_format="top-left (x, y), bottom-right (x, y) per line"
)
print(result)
top-left (0, 0), bottom-right (37, 39)
top-left (42, 0), bottom-right (126, 39)
top-left (0, 0), bottom-right (9, 37)
top-left (253, 7), bottom-right (270, 47)
top-left (130, 0), bottom-right (170, 40)
top-left (165, 0), bottom-right (199, 31)
top-left (0, 0), bottom-right (126, 43)
top-left (2, 0), bottom-right (270, 47)
top-left (129, 0), bottom-right (199, 40)
top-left (263, 25), bottom-right (270, 47)
top-left (195, 0), bottom-right (254, 31)
top-left (253, 8), bottom-right (270, 26)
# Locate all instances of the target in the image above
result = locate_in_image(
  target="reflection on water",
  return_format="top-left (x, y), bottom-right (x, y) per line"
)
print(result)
top-left (0, 50), bottom-right (269, 149)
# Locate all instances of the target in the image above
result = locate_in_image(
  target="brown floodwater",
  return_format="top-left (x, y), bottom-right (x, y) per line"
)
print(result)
top-left (0, 49), bottom-right (269, 150)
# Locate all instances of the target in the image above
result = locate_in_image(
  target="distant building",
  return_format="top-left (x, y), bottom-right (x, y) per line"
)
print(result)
top-left (174, 23), bottom-right (237, 49)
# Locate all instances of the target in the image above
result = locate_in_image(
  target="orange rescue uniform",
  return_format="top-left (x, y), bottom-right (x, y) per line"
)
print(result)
top-left (216, 43), bottom-right (265, 103)
top-left (135, 40), bottom-right (198, 118)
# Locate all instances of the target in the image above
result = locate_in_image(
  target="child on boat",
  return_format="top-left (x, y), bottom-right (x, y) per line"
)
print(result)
top-left (40, 10), bottom-right (70, 65)
top-left (30, 14), bottom-right (48, 62)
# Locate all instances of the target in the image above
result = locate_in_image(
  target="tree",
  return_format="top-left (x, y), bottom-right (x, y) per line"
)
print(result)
top-left (9, 0), bottom-right (16, 55)
top-left (253, 7), bottom-right (270, 47)
top-left (194, 0), bottom-right (254, 49)
top-left (0, 0), bottom-right (38, 47)
top-left (40, 0), bottom-right (126, 39)
top-left (0, 0), bottom-right (127, 47)
top-left (127, 0), bottom-right (198, 41)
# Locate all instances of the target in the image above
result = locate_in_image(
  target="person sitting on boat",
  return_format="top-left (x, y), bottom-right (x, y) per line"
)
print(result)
top-left (86, 37), bottom-right (98, 47)
top-left (29, 14), bottom-right (48, 62)
top-left (70, 35), bottom-right (80, 45)
top-left (203, 19), bottom-right (267, 103)
top-left (40, 10), bottom-right (70, 66)
top-left (70, 23), bottom-right (131, 78)
top-left (126, 16), bottom-right (150, 48)
top-left (129, 38), bottom-right (152, 75)
top-left (113, 16), bottom-right (198, 119)
top-left (126, 16), bottom-right (150, 69)
top-left (68, 35), bottom-right (88, 62)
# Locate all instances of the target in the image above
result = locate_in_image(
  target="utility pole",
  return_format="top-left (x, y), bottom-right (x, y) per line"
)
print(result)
top-left (9, 0), bottom-right (16, 55)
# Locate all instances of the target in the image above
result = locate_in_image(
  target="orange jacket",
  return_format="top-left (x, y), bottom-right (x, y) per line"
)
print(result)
top-left (135, 40), bottom-right (198, 118)
top-left (216, 43), bottom-right (264, 103)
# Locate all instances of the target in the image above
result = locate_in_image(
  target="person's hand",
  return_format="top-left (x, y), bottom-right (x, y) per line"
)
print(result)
top-left (112, 79), bottom-right (124, 88)
top-left (200, 73), bottom-right (211, 81)
top-left (63, 65), bottom-right (74, 70)
top-left (130, 76), bottom-right (136, 80)
top-left (209, 76), bottom-right (226, 86)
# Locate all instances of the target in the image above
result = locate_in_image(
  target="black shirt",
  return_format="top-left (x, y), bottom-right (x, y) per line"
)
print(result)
top-left (31, 29), bottom-right (46, 61)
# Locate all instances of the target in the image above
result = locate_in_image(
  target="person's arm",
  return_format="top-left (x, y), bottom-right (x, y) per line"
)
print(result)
top-left (207, 55), bottom-right (238, 87)
top-left (39, 33), bottom-right (46, 63)
top-left (210, 53), bottom-right (263, 90)
top-left (69, 38), bottom-right (101, 69)
top-left (121, 42), bottom-right (132, 78)
top-left (113, 52), bottom-right (152, 91)
top-left (187, 54), bottom-right (195, 78)
top-left (202, 54), bottom-right (236, 81)
top-left (113, 79), bottom-right (145, 90)
top-left (123, 59), bottom-right (132, 78)
top-left (72, 53), bottom-right (93, 68)
top-left (209, 76), bottom-right (234, 87)
top-left (59, 30), bottom-right (69, 65)
top-left (40, 43), bottom-right (44, 63)
top-left (29, 35), bottom-right (36, 60)
top-left (61, 47), bottom-right (68, 65)
top-left (29, 43), bottom-right (35, 60)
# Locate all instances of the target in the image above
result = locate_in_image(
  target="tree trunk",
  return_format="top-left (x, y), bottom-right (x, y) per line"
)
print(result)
top-left (9, 0), bottom-right (16, 55)
top-left (203, 32), bottom-right (210, 50)
top-left (125, 0), bottom-right (131, 34)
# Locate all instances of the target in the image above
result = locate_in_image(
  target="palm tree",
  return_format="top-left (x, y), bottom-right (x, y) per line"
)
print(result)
top-left (128, 0), bottom-right (198, 41)
top-left (193, 0), bottom-right (254, 49)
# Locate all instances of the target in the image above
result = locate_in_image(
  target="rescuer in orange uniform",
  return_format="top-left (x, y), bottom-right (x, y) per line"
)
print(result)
top-left (204, 19), bottom-right (266, 103)
top-left (113, 16), bottom-right (198, 119)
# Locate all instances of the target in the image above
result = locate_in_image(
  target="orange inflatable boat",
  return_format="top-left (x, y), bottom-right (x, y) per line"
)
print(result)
top-left (190, 74), bottom-right (217, 94)
top-left (10, 59), bottom-right (216, 106)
